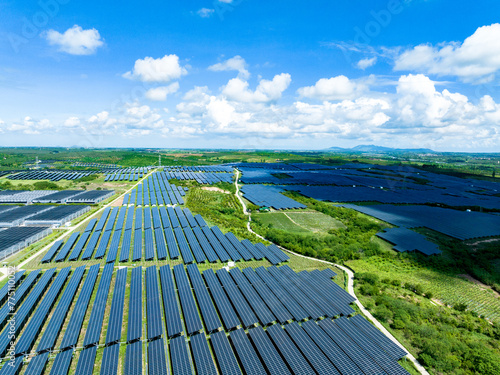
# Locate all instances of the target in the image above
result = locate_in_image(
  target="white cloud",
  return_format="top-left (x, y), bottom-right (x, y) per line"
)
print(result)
top-left (197, 8), bottom-right (215, 18)
top-left (357, 57), bottom-right (377, 70)
top-left (297, 75), bottom-right (364, 101)
top-left (64, 117), bottom-right (80, 127)
top-left (145, 82), bottom-right (180, 101)
top-left (208, 56), bottom-right (250, 79)
top-left (222, 73), bottom-right (291, 103)
top-left (219, 0), bottom-right (233, 3)
top-left (8, 116), bottom-right (52, 134)
top-left (44, 25), bottom-right (104, 55)
top-left (394, 23), bottom-right (500, 82)
top-left (123, 55), bottom-right (188, 83)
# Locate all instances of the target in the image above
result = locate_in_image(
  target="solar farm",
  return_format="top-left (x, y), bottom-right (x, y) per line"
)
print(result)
top-left (0, 157), bottom-right (499, 374)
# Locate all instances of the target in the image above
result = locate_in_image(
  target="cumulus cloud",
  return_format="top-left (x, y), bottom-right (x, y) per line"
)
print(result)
top-left (44, 25), bottom-right (104, 55)
top-left (8, 116), bottom-right (52, 134)
top-left (394, 24), bottom-right (500, 83)
top-left (222, 73), bottom-right (291, 103)
top-left (123, 55), bottom-right (188, 82)
top-left (297, 75), bottom-right (364, 101)
top-left (197, 8), bottom-right (214, 18)
top-left (357, 57), bottom-right (377, 70)
top-left (208, 56), bottom-right (250, 79)
top-left (145, 82), bottom-right (180, 101)
top-left (64, 117), bottom-right (80, 127)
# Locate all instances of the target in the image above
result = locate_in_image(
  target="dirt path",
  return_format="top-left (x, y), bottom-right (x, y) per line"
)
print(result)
top-left (234, 168), bottom-right (429, 375)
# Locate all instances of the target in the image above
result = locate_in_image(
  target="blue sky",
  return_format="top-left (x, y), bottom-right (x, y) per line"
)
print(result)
top-left (1, 0), bottom-right (500, 151)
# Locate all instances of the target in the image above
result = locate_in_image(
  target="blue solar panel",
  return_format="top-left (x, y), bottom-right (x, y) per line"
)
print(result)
top-left (132, 228), bottom-right (143, 261)
top-left (186, 264), bottom-right (222, 333)
top-left (173, 264), bottom-right (203, 336)
top-left (210, 330), bottom-right (241, 375)
top-left (241, 239), bottom-right (264, 260)
top-left (148, 338), bottom-right (168, 375)
top-left (229, 328), bottom-right (266, 375)
top-left (175, 206), bottom-right (189, 228)
top-left (170, 336), bottom-right (193, 375)
top-left (254, 243), bottom-right (281, 265)
top-left (94, 230), bottom-right (112, 259)
top-left (54, 232), bottom-right (80, 262)
top-left (146, 266), bottom-right (164, 340)
top-left (60, 264), bottom-right (100, 350)
top-left (216, 269), bottom-right (258, 328)
top-left (164, 227), bottom-right (180, 259)
top-left (24, 352), bottom-right (50, 375)
top-left (125, 339), bottom-right (143, 375)
top-left (183, 227), bottom-right (207, 263)
top-left (247, 326), bottom-right (291, 375)
top-left (83, 263), bottom-right (114, 346)
top-left (211, 226), bottom-right (242, 261)
top-left (48, 349), bottom-right (73, 375)
top-left (119, 229), bottom-right (132, 262)
top-left (41, 239), bottom-right (63, 263)
top-left (192, 226), bottom-right (219, 262)
top-left (35, 266), bottom-right (86, 353)
top-left (104, 207), bottom-right (119, 232)
top-left (228, 268), bottom-right (276, 326)
top-left (158, 265), bottom-right (183, 338)
top-left (95, 207), bottom-right (111, 231)
top-left (173, 227), bottom-right (195, 264)
top-left (74, 345), bottom-right (97, 375)
top-left (189, 333), bottom-right (218, 375)
top-left (106, 230), bottom-right (122, 263)
top-left (144, 228), bottom-right (155, 260)
top-left (101, 343), bottom-right (120, 375)
top-left (201, 226), bottom-right (230, 262)
top-left (183, 208), bottom-right (198, 227)
top-left (285, 322), bottom-right (340, 375)
top-left (144, 207), bottom-right (152, 229)
top-left (81, 230), bottom-right (101, 260)
top-left (225, 232), bottom-right (253, 261)
top-left (167, 207), bottom-right (179, 228)
top-left (202, 269), bottom-right (240, 331)
top-left (127, 267), bottom-right (142, 342)
top-left (15, 267), bottom-right (71, 355)
top-left (159, 206), bottom-right (170, 228)
top-left (135, 207), bottom-right (143, 229)
top-left (67, 232), bottom-right (90, 261)
top-left (0, 270), bottom-right (24, 309)
top-left (194, 214), bottom-right (207, 227)
top-left (154, 228), bottom-right (168, 260)
top-left (253, 267), bottom-right (308, 322)
top-left (0, 356), bottom-right (23, 375)
top-left (105, 267), bottom-right (127, 344)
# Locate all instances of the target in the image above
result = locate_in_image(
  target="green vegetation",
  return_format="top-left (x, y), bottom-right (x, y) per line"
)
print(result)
top-left (355, 273), bottom-right (500, 374)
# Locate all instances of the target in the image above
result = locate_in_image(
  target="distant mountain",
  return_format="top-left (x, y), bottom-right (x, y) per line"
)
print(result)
top-left (326, 145), bottom-right (435, 153)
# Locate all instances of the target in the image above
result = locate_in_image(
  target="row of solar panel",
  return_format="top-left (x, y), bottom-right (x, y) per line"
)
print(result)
top-left (0, 264), bottom-right (407, 375)
top-left (104, 173), bottom-right (142, 182)
top-left (7, 170), bottom-right (95, 181)
top-left (42, 206), bottom-right (289, 264)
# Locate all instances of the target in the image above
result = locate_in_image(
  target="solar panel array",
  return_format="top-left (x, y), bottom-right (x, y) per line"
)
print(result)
top-left (8, 170), bottom-right (96, 181)
top-left (124, 171), bottom-right (187, 205)
top-left (0, 264), bottom-right (409, 375)
top-left (41, 207), bottom-right (288, 265)
top-left (0, 189), bottom-right (113, 204)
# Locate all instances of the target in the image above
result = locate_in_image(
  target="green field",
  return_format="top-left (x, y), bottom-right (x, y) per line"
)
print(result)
top-left (253, 210), bottom-right (346, 234)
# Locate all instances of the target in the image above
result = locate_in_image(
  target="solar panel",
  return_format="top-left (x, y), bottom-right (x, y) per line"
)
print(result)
top-left (189, 333), bottom-right (218, 375)
top-left (146, 266), bottom-right (164, 340)
top-left (186, 264), bottom-right (222, 333)
top-left (192, 226), bottom-right (219, 262)
top-left (48, 349), bottom-right (73, 375)
top-left (158, 265), bottom-right (183, 338)
top-left (127, 267), bottom-right (143, 342)
top-left (24, 352), bottom-right (50, 375)
top-left (301, 320), bottom-right (364, 375)
top-left (173, 264), bottom-right (203, 336)
top-left (201, 226), bottom-right (230, 262)
top-left (229, 328), bottom-right (266, 375)
top-left (74, 345), bottom-right (97, 375)
top-left (0, 270), bottom-right (24, 308)
top-left (94, 230), bottom-right (112, 259)
top-left (124, 340), bottom-right (143, 375)
top-left (350, 314), bottom-right (407, 360)
top-left (104, 207), bottom-right (119, 232)
top-left (174, 206), bottom-right (189, 228)
top-left (132, 228), bottom-right (143, 261)
top-left (83, 263), bottom-right (114, 347)
top-left (253, 267), bottom-right (308, 322)
top-left (266, 324), bottom-right (315, 375)
top-left (170, 336), bottom-right (193, 375)
top-left (119, 229), bottom-right (132, 262)
top-left (210, 330), bottom-right (241, 375)
top-left (194, 214), bottom-right (207, 227)
top-left (144, 228), bottom-right (155, 260)
top-left (106, 229), bottom-right (123, 263)
top-left (95, 207), bottom-right (111, 232)
top-left (216, 269), bottom-right (258, 328)
top-left (36, 266), bottom-right (86, 353)
top-left (53, 232), bottom-right (80, 262)
top-left (105, 267), bottom-right (127, 344)
top-left (334, 317), bottom-right (410, 375)
top-left (318, 318), bottom-right (385, 375)
top-left (225, 232), bottom-right (253, 261)
top-left (81, 230), bottom-right (101, 260)
top-left (159, 207), bottom-right (170, 228)
top-left (247, 326), bottom-right (291, 375)
top-left (15, 267), bottom-right (71, 355)
top-left (41, 239), bottom-right (64, 263)
top-left (60, 264), bottom-right (100, 350)
top-left (228, 268), bottom-right (276, 326)
top-left (167, 207), bottom-right (179, 228)
top-left (148, 338), bottom-right (168, 375)
top-left (0, 356), bottom-right (23, 375)
top-left (241, 267), bottom-right (292, 324)
top-left (254, 243), bottom-right (281, 265)
top-left (183, 227), bottom-right (207, 263)
top-left (164, 227), bottom-right (180, 259)
top-left (183, 208), bottom-right (198, 228)
top-left (67, 232), bottom-right (90, 261)
top-left (202, 269), bottom-right (240, 331)
top-left (210, 227), bottom-right (244, 261)
top-left (173, 227), bottom-right (194, 264)
top-left (101, 343), bottom-right (120, 375)
top-left (285, 322), bottom-right (340, 375)
top-left (154, 228), bottom-right (168, 260)
top-left (241, 239), bottom-right (264, 260)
